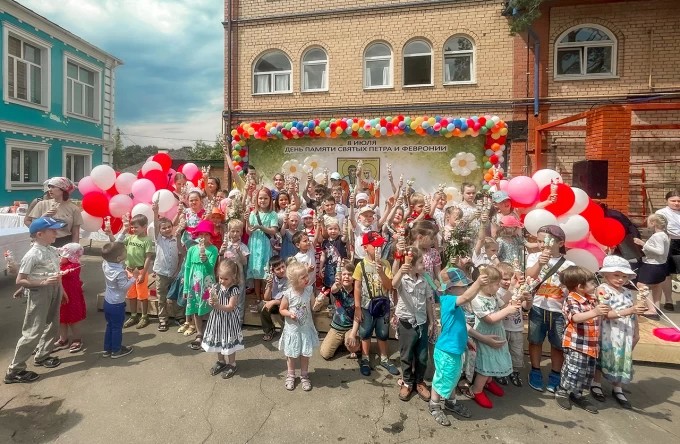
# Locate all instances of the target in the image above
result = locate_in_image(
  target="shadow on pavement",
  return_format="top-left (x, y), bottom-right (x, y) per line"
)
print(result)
top-left (0, 395), bottom-right (82, 443)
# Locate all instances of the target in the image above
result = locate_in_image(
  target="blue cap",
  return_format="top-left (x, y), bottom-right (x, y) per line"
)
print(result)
top-left (29, 217), bottom-right (66, 235)
top-left (439, 267), bottom-right (472, 290)
top-left (492, 191), bottom-right (510, 203)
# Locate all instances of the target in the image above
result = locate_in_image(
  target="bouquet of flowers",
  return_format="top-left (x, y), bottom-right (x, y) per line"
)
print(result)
top-left (227, 194), bottom-right (245, 222)
top-left (443, 223), bottom-right (475, 265)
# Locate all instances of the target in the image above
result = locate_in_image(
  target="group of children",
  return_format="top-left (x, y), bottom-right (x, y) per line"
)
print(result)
top-left (4, 167), bottom-right (664, 428)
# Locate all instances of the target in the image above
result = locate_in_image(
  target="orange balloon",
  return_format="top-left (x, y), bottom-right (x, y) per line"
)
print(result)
top-left (484, 173), bottom-right (493, 182)
top-left (491, 143), bottom-right (501, 151)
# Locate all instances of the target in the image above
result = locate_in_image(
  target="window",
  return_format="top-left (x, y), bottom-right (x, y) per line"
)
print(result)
top-left (443, 36), bottom-right (474, 84)
top-left (3, 24), bottom-right (51, 109)
top-left (63, 148), bottom-right (93, 183)
top-left (65, 56), bottom-right (101, 121)
top-left (253, 51), bottom-right (292, 94)
top-left (302, 48), bottom-right (328, 92)
top-left (5, 139), bottom-right (49, 189)
top-left (403, 40), bottom-right (432, 87)
top-left (364, 42), bottom-right (392, 88)
top-left (555, 25), bottom-right (616, 79)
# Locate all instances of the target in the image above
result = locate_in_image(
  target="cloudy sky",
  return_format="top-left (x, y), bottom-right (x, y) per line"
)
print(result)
top-left (20, 0), bottom-right (223, 149)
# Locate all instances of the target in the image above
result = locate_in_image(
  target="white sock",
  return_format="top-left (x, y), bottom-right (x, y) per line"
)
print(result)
top-left (613, 387), bottom-right (623, 394)
top-left (591, 382), bottom-right (602, 388)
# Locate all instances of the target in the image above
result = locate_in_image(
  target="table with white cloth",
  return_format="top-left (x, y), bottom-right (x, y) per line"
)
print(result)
top-left (0, 213), bottom-right (26, 229)
top-left (0, 226), bottom-right (32, 274)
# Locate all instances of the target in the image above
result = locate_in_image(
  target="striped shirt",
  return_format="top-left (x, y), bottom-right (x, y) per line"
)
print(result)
top-left (562, 291), bottom-right (601, 358)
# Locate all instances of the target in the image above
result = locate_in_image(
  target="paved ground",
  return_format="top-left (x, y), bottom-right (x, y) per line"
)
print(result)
top-left (1, 252), bottom-right (679, 443)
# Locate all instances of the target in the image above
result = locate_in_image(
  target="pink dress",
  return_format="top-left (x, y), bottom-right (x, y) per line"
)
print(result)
top-left (60, 262), bottom-right (87, 324)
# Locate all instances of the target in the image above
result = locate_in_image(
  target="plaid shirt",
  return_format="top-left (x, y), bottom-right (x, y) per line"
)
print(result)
top-left (562, 291), bottom-right (601, 358)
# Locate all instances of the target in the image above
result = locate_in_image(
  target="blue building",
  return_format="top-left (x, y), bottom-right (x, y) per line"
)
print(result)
top-left (0, 0), bottom-right (122, 203)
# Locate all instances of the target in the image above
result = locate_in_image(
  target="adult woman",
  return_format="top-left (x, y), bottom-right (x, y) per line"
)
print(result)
top-left (25, 177), bottom-right (82, 247)
top-left (656, 189), bottom-right (680, 311)
top-left (204, 176), bottom-right (221, 202)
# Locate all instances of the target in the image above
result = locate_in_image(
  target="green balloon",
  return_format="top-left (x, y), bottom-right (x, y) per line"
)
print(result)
top-left (485, 162), bottom-right (492, 169)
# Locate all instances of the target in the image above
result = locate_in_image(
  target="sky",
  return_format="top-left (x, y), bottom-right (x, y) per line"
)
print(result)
top-left (19, 0), bottom-right (224, 149)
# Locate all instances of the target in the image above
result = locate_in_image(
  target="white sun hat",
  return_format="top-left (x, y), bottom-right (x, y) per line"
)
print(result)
top-left (599, 255), bottom-right (636, 277)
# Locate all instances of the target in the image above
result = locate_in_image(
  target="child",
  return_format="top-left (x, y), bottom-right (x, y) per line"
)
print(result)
top-left (101, 241), bottom-right (136, 359)
top-left (55, 243), bottom-right (86, 353)
top-left (183, 220), bottom-right (219, 351)
top-left (353, 231), bottom-right (398, 377)
top-left (279, 261), bottom-right (320, 391)
top-left (319, 218), bottom-right (348, 292)
top-left (473, 209), bottom-right (501, 269)
top-left (496, 215), bottom-right (526, 271)
top-left (152, 202), bottom-right (183, 332)
top-left (280, 210), bottom-right (300, 261)
top-left (382, 203), bottom-right (406, 262)
top-left (554, 266), bottom-right (609, 413)
top-left (293, 230), bottom-right (316, 290)
top-left (349, 206), bottom-right (377, 261)
top-left (634, 214), bottom-right (670, 315)
top-left (405, 220), bottom-right (441, 283)
top-left (443, 206), bottom-right (464, 242)
top-left (202, 260), bottom-right (244, 379)
top-left (392, 248), bottom-right (434, 402)
top-left (433, 191), bottom-right (447, 230)
top-left (301, 208), bottom-right (323, 286)
top-left (177, 190), bottom-right (206, 247)
top-left (332, 185), bottom-right (348, 220)
top-left (497, 262), bottom-right (530, 387)
top-left (319, 263), bottom-right (361, 360)
top-left (322, 195), bottom-right (345, 231)
top-left (261, 256), bottom-right (288, 341)
top-left (5, 217), bottom-right (66, 383)
top-left (490, 191), bottom-right (518, 238)
top-left (221, 219), bottom-right (249, 319)
top-left (469, 266), bottom-right (518, 409)
top-left (210, 207), bottom-right (226, 252)
top-left (246, 187), bottom-right (279, 302)
top-left (591, 256), bottom-right (646, 409)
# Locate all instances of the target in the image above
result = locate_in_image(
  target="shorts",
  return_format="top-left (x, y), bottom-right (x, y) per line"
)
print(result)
top-left (506, 330), bottom-right (525, 370)
top-left (432, 348), bottom-right (463, 399)
top-left (528, 306), bottom-right (564, 350)
top-left (126, 271), bottom-right (149, 300)
top-left (560, 348), bottom-right (596, 395)
top-left (358, 308), bottom-right (389, 341)
top-left (637, 262), bottom-right (668, 285)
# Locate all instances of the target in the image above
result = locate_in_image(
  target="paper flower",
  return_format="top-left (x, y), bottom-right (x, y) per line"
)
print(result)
top-left (443, 186), bottom-right (462, 203)
top-left (450, 152), bottom-right (479, 176)
top-left (303, 155), bottom-right (322, 173)
top-left (282, 160), bottom-right (303, 176)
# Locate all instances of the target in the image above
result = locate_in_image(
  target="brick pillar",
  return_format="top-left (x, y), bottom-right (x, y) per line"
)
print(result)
top-left (585, 106), bottom-right (631, 212)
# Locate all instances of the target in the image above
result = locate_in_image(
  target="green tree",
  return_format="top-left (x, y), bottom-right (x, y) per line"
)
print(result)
top-left (505, 0), bottom-right (545, 35)
top-left (187, 137), bottom-right (223, 161)
top-left (112, 144), bottom-right (159, 170)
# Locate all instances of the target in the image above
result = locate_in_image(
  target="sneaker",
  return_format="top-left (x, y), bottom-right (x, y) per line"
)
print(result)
top-left (485, 380), bottom-right (505, 397)
top-left (136, 316), bottom-right (150, 329)
top-left (570, 394), bottom-right (598, 414)
top-left (472, 390), bottom-right (493, 409)
top-left (123, 316), bottom-right (139, 328)
top-left (359, 358), bottom-right (371, 376)
top-left (444, 400), bottom-right (471, 418)
top-left (379, 358), bottom-right (400, 376)
top-left (4, 370), bottom-right (39, 384)
top-left (509, 371), bottom-right (523, 387)
top-left (111, 346), bottom-right (133, 359)
top-left (102, 351), bottom-right (112, 358)
top-left (416, 382), bottom-right (431, 402)
top-left (547, 372), bottom-right (561, 393)
top-left (34, 356), bottom-right (60, 368)
top-left (555, 389), bottom-right (572, 410)
top-left (399, 383), bottom-right (412, 401)
top-left (528, 368), bottom-right (544, 392)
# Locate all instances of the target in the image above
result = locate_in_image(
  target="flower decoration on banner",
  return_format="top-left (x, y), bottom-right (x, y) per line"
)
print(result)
top-left (282, 160), bottom-right (303, 177)
top-left (302, 155), bottom-right (323, 173)
top-left (450, 152), bottom-right (479, 176)
top-left (443, 186), bottom-right (462, 204)
top-left (228, 115), bottom-right (508, 180)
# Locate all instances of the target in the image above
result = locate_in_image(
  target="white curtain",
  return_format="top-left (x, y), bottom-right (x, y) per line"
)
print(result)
top-left (382, 66), bottom-right (389, 86)
top-left (303, 70), bottom-right (310, 90)
top-left (256, 75), bottom-right (269, 93)
top-left (275, 74), bottom-right (289, 92)
top-left (445, 63), bottom-right (452, 83)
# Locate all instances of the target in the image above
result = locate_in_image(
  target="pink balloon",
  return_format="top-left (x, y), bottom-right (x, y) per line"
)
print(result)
top-left (115, 172), bottom-right (137, 195)
top-left (182, 163), bottom-right (199, 180)
top-left (131, 178), bottom-right (155, 204)
top-left (167, 168), bottom-right (177, 185)
top-left (161, 204), bottom-right (179, 221)
top-left (141, 161), bottom-right (162, 175)
top-left (584, 243), bottom-right (606, 266)
top-left (78, 176), bottom-right (100, 195)
top-left (507, 176), bottom-right (539, 207)
top-left (565, 238), bottom-right (589, 249)
top-left (499, 179), bottom-right (509, 191)
top-left (109, 194), bottom-right (134, 218)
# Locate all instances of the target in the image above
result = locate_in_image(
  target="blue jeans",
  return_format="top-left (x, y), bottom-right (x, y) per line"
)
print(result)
top-left (104, 301), bottom-right (126, 353)
top-left (359, 308), bottom-right (390, 341)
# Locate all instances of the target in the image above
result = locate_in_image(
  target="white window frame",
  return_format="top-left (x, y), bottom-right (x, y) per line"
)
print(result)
top-left (301, 47), bottom-right (328, 93)
top-left (63, 53), bottom-right (102, 123)
top-left (62, 147), bottom-right (93, 184)
top-left (5, 139), bottom-right (49, 191)
top-left (554, 24), bottom-right (617, 80)
top-left (364, 42), bottom-right (393, 89)
top-left (2, 22), bottom-right (52, 111)
top-left (403, 39), bottom-right (433, 88)
top-left (443, 35), bottom-right (475, 85)
top-left (252, 51), bottom-right (292, 95)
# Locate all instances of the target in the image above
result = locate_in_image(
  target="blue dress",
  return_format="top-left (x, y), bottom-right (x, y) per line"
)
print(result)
top-left (246, 211), bottom-right (278, 279)
top-left (278, 286), bottom-right (320, 358)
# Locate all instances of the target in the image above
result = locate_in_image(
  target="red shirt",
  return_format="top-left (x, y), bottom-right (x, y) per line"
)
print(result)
top-left (562, 291), bottom-right (601, 358)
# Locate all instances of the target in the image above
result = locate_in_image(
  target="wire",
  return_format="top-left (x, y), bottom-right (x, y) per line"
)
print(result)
top-left (119, 131), bottom-right (214, 142)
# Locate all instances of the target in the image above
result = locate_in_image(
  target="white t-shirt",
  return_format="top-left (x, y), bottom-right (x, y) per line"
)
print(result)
top-left (294, 249), bottom-right (316, 285)
top-left (526, 253), bottom-right (574, 312)
top-left (656, 207), bottom-right (680, 240)
top-left (499, 288), bottom-right (523, 332)
top-left (353, 222), bottom-right (377, 259)
top-left (642, 231), bottom-right (670, 265)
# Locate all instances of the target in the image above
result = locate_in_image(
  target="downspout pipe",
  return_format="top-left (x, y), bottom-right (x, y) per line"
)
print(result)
top-left (226, 0), bottom-right (233, 188)
top-left (527, 27), bottom-right (540, 117)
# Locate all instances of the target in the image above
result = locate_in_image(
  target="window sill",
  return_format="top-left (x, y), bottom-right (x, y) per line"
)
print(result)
top-left (252, 91), bottom-right (293, 96)
top-left (443, 81), bottom-right (477, 87)
top-left (363, 86), bottom-right (394, 91)
top-left (3, 97), bottom-right (50, 113)
top-left (301, 89), bottom-right (329, 94)
top-left (403, 84), bottom-right (434, 89)
top-left (553, 74), bottom-right (619, 82)
top-left (66, 112), bottom-right (101, 125)
top-left (7, 183), bottom-right (45, 191)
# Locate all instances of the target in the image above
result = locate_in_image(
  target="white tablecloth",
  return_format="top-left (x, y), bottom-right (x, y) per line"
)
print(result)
top-left (0, 226), bottom-right (32, 268)
top-left (0, 213), bottom-right (25, 229)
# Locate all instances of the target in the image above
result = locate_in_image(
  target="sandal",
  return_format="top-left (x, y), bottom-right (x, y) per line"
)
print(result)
top-left (34, 356), bottom-right (61, 368)
top-left (613, 390), bottom-right (632, 409)
top-left (429, 404), bottom-right (451, 426)
top-left (458, 381), bottom-right (474, 399)
top-left (158, 321), bottom-right (169, 332)
top-left (4, 369), bottom-right (40, 384)
top-left (285, 375), bottom-right (296, 391)
top-left (590, 386), bottom-right (606, 402)
top-left (262, 331), bottom-right (274, 342)
top-left (300, 376), bottom-right (312, 391)
top-left (210, 361), bottom-right (228, 376)
top-left (53, 338), bottom-right (69, 351)
top-left (189, 336), bottom-right (203, 350)
top-left (183, 326), bottom-right (197, 336)
top-left (69, 340), bottom-right (83, 353)
top-left (222, 365), bottom-right (237, 379)
top-left (177, 322), bottom-right (190, 333)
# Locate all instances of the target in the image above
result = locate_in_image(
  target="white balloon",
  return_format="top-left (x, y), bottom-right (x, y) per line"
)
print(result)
top-left (567, 187), bottom-right (590, 215)
top-left (152, 189), bottom-right (177, 213)
top-left (115, 172), bottom-right (137, 195)
top-left (565, 248), bottom-right (599, 272)
top-left (108, 194), bottom-right (134, 218)
top-left (90, 165), bottom-right (116, 191)
top-left (147, 222), bottom-right (155, 238)
top-left (131, 203), bottom-right (154, 224)
top-left (81, 211), bottom-right (103, 232)
top-left (557, 214), bottom-right (590, 242)
top-left (532, 169), bottom-right (562, 191)
top-left (524, 209), bottom-right (558, 236)
top-left (141, 161), bottom-right (162, 175)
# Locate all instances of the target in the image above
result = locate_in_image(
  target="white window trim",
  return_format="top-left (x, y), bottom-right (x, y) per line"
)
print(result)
top-left (62, 146), bottom-right (93, 183)
top-left (2, 21), bottom-right (52, 112)
top-left (554, 24), bottom-right (618, 81)
top-left (403, 40), bottom-right (434, 88)
top-left (63, 53), bottom-right (103, 124)
top-left (443, 35), bottom-right (476, 85)
top-left (5, 139), bottom-right (49, 191)
top-left (252, 51), bottom-right (293, 95)
top-left (301, 48), bottom-right (329, 93)
top-left (364, 43), bottom-right (393, 90)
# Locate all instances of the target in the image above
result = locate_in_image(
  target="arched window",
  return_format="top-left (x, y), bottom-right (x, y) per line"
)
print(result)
top-left (555, 25), bottom-right (616, 78)
top-left (364, 42), bottom-right (392, 88)
top-left (443, 35), bottom-right (474, 84)
top-left (301, 48), bottom-right (328, 92)
top-left (253, 51), bottom-right (291, 94)
top-left (403, 40), bottom-right (433, 87)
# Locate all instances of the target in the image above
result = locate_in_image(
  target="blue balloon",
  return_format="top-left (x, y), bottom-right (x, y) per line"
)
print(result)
top-left (380, 127), bottom-right (387, 135)
top-left (435, 115), bottom-right (441, 122)
top-left (324, 127), bottom-right (331, 135)
top-left (303, 127), bottom-right (310, 134)
top-left (307, 121), bottom-right (314, 129)
top-left (422, 121), bottom-right (430, 129)
top-left (453, 118), bottom-right (462, 128)
top-left (447, 123), bottom-right (455, 132)
top-left (460, 123), bottom-right (468, 131)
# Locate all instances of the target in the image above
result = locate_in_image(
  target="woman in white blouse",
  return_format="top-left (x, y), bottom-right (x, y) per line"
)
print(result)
top-left (655, 190), bottom-right (680, 311)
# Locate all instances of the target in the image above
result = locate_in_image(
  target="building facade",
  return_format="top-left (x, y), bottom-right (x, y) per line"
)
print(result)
top-left (0, 0), bottom-right (122, 203)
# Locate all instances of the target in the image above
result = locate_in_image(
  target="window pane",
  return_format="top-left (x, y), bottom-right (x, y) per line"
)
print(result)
top-left (16, 61), bottom-right (27, 100)
top-left (24, 43), bottom-right (41, 64)
top-left (74, 83), bottom-right (83, 114)
top-left (405, 40), bottom-right (431, 56)
top-left (255, 52), bottom-right (290, 72)
top-left (303, 64), bottom-right (326, 90)
top-left (557, 49), bottom-right (582, 75)
top-left (560, 27), bottom-right (611, 43)
top-left (74, 155), bottom-right (86, 182)
top-left (274, 74), bottom-right (290, 92)
top-left (11, 150), bottom-right (21, 182)
top-left (444, 55), bottom-right (471, 82)
top-left (303, 49), bottom-right (326, 62)
top-left (67, 62), bottom-right (79, 79)
top-left (66, 154), bottom-right (73, 181)
top-left (80, 67), bottom-right (95, 85)
top-left (404, 55), bottom-right (431, 85)
top-left (254, 74), bottom-right (271, 93)
top-left (366, 43), bottom-right (390, 58)
top-left (366, 59), bottom-right (390, 87)
top-left (30, 65), bottom-right (41, 103)
top-left (8, 36), bottom-right (21, 57)
top-left (445, 37), bottom-right (473, 52)
top-left (67, 81), bottom-right (73, 112)
top-left (8, 56), bottom-right (15, 96)
top-left (85, 86), bottom-right (95, 117)
top-left (24, 150), bottom-right (39, 183)
top-left (586, 46), bottom-right (612, 74)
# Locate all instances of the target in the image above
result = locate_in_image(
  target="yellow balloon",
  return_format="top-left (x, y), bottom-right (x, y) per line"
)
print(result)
top-left (500, 128), bottom-right (508, 136)
top-left (428, 117), bottom-right (436, 125)
top-left (335, 127), bottom-right (343, 135)
top-left (352, 123), bottom-right (359, 131)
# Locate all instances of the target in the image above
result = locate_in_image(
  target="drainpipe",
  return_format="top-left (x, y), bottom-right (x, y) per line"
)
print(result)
top-left (527, 27), bottom-right (540, 117)
top-left (225, 0), bottom-right (233, 189)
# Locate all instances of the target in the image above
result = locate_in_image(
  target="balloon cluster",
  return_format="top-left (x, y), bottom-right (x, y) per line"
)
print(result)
top-left (228, 115), bottom-right (508, 176)
top-left (505, 169), bottom-right (624, 272)
top-left (77, 153), bottom-right (198, 235)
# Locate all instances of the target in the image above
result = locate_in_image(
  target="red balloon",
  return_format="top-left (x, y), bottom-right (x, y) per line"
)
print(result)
top-left (580, 199), bottom-right (604, 223)
top-left (539, 183), bottom-right (575, 216)
top-left (145, 169), bottom-right (168, 190)
top-left (489, 154), bottom-right (499, 164)
top-left (152, 153), bottom-right (172, 172)
top-left (591, 217), bottom-right (625, 247)
top-left (105, 183), bottom-right (118, 197)
top-left (137, 170), bottom-right (143, 179)
top-left (82, 192), bottom-right (109, 217)
top-left (102, 216), bottom-right (123, 234)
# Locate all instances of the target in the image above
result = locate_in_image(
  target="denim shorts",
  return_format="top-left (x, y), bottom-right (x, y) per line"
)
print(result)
top-left (359, 307), bottom-right (390, 341)
top-left (528, 306), bottom-right (564, 350)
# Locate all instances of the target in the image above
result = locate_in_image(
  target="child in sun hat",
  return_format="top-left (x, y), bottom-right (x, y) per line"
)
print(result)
top-left (496, 215), bottom-right (526, 271)
top-left (490, 191), bottom-right (518, 238)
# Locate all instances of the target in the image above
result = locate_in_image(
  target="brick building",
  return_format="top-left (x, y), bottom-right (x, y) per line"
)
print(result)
top-left (223, 0), bottom-right (679, 217)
